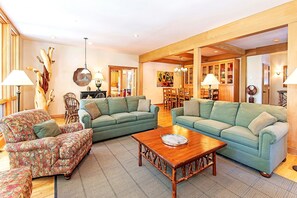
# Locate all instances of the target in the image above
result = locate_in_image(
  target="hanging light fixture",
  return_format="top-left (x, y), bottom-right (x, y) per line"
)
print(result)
top-left (174, 57), bottom-right (187, 73)
top-left (81, 37), bottom-right (91, 74)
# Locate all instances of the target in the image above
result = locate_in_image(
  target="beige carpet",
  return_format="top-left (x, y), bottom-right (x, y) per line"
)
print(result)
top-left (55, 135), bottom-right (297, 198)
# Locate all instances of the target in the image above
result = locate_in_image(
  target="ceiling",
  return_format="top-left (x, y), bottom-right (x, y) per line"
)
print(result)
top-left (0, 0), bottom-right (292, 55)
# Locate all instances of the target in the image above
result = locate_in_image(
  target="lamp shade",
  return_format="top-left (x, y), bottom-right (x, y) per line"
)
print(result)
top-left (1, 70), bottom-right (33, 86)
top-left (284, 68), bottom-right (297, 84)
top-left (202, 74), bottom-right (220, 86)
top-left (93, 72), bottom-right (104, 81)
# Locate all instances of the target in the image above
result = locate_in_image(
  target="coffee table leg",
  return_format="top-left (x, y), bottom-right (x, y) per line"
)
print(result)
top-left (172, 168), bottom-right (177, 198)
top-left (213, 152), bottom-right (216, 176)
top-left (138, 143), bottom-right (142, 166)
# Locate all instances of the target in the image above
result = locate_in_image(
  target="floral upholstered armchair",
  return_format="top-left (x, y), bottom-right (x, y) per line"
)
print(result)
top-left (0, 109), bottom-right (93, 179)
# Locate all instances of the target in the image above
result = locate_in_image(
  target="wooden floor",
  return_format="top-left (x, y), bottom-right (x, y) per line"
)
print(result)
top-left (0, 104), bottom-right (297, 198)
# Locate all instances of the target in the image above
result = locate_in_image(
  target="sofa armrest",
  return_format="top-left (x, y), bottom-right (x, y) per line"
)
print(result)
top-left (5, 137), bottom-right (58, 152)
top-left (59, 122), bottom-right (83, 133)
top-left (171, 107), bottom-right (184, 124)
top-left (259, 122), bottom-right (288, 144)
top-left (78, 109), bottom-right (91, 129)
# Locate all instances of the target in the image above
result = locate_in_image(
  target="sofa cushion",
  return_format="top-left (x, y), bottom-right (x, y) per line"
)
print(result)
top-left (84, 102), bottom-right (101, 120)
top-left (33, 119), bottom-right (61, 138)
top-left (111, 113), bottom-right (137, 124)
top-left (126, 96), bottom-right (146, 112)
top-left (236, 103), bottom-right (287, 128)
top-left (130, 111), bottom-right (154, 120)
top-left (194, 119), bottom-right (232, 136)
top-left (137, 99), bottom-right (151, 112)
top-left (248, 112), bottom-right (277, 136)
top-left (191, 98), bottom-right (214, 118)
top-left (210, 101), bottom-right (239, 125)
top-left (184, 101), bottom-right (199, 116)
top-left (80, 98), bottom-right (109, 115)
top-left (108, 97), bottom-right (128, 114)
top-left (221, 126), bottom-right (259, 149)
top-left (176, 116), bottom-right (204, 128)
top-left (92, 115), bottom-right (116, 128)
top-left (56, 129), bottom-right (93, 159)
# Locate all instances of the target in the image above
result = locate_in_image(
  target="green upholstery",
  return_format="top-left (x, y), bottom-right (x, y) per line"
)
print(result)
top-left (210, 101), bottom-right (239, 125)
top-left (111, 113), bottom-right (137, 124)
top-left (79, 96), bottom-right (159, 142)
top-left (80, 98), bottom-right (109, 115)
top-left (130, 111), bottom-right (154, 120)
top-left (176, 116), bottom-right (204, 128)
top-left (171, 99), bottom-right (288, 175)
top-left (236, 103), bottom-right (287, 128)
top-left (191, 98), bottom-right (214, 118)
top-left (221, 126), bottom-right (259, 149)
top-left (107, 97), bottom-right (128, 114)
top-left (126, 96), bottom-right (146, 112)
top-left (92, 115), bottom-right (116, 128)
top-left (194, 119), bottom-right (232, 136)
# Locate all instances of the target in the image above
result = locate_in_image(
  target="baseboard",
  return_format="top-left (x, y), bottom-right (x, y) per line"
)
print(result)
top-left (288, 147), bottom-right (297, 155)
top-left (51, 114), bottom-right (64, 118)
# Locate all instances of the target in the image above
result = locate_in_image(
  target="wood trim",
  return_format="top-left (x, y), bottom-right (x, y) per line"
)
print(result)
top-left (193, 48), bottom-right (201, 98)
top-left (209, 43), bottom-right (245, 55)
top-left (179, 53), bottom-right (194, 59)
top-left (152, 58), bottom-right (181, 65)
top-left (240, 56), bottom-right (247, 102)
top-left (204, 54), bottom-right (241, 62)
top-left (139, 1), bottom-right (297, 63)
top-left (0, 8), bottom-right (19, 35)
top-left (245, 43), bottom-right (287, 56)
top-left (138, 63), bottom-right (143, 95)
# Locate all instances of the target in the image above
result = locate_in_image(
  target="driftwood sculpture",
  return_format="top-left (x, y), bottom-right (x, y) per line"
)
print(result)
top-left (27, 47), bottom-right (55, 111)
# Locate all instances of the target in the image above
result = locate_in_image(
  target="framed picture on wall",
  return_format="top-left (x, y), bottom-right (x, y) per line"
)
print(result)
top-left (283, 65), bottom-right (288, 88)
top-left (157, 71), bottom-right (174, 87)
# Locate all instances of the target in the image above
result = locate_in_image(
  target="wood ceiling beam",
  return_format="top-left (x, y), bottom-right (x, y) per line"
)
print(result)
top-left (152, 58), bottom-right (181, 65)
top-left (139, 1), bottom-right (297, 63)
top-left (178, 53), bottom-right (194, 59)
top-left (245, 42), bottom-right (287, 56)
top-left (209, 43), bottom-right (245, 55)
top-left (203, 54), bottom-right (241, 62)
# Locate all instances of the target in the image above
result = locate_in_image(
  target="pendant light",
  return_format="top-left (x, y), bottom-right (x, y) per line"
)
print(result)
top-left (81, 37), bottom-right (91, 74)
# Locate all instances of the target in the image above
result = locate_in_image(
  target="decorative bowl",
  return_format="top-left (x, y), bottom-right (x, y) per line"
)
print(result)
top-left (161, 134), bottom-right (188, 146)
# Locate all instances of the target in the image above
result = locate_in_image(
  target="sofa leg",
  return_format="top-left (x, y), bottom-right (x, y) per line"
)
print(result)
top-left (64, 173), bottom-right (72, 180)
top-left (282, 158), bottom-right (287, 162)
top-left (259, 171), bottom-right (272, 178)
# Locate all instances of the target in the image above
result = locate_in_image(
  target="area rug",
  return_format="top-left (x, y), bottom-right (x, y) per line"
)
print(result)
top-left (55, 135), bottom-right (297, 198)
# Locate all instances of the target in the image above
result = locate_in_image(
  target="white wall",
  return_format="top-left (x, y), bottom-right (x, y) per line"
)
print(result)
top-left (269, 51), bottom-right (287, 105)
top-left (143, 62), bottom-right (181, 104)
top-left (247, 55), bottom-right (263, 104)
top-left (22, 39), bottom-right (138, 115)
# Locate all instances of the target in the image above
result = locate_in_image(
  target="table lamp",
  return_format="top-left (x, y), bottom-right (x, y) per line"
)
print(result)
top-left (1, 70), bottom-right (33, 112)
top-left (283, 68), bottom-right (297, 172)
top-left (93, 71), bottom-right (104, 91)
top-left (202, 74), bottom-right (220, 99)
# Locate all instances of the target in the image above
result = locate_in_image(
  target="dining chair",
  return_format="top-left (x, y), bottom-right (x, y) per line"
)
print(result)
top-left (178, 88), bottom-right (186, 107)
top-left (64, 97), bottom-right (80, 124)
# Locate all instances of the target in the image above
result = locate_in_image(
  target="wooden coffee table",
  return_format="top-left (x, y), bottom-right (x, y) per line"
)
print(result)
top-left (132, 125), bottom-right (227, 198)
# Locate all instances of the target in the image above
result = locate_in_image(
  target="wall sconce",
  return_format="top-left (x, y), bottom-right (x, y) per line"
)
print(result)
top-left (275, 71), bottom-right (281, 75)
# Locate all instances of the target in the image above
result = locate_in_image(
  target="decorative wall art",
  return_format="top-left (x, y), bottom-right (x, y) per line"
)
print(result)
top-left (157, 71), bottom-right (174, 87)
top-left (27, 47), bottom-right (55, 111)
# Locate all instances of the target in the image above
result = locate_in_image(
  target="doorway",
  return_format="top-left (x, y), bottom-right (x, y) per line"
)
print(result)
top-left (108, 66), bottom-right (137, 97)
top-left (262, 64), bottom-right (270, 104)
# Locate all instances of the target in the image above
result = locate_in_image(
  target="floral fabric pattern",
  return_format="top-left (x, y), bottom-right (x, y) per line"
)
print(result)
top-left (0, 167), bottom-right (32, 198)
top-left (0, 109), bottom-right (93, 178)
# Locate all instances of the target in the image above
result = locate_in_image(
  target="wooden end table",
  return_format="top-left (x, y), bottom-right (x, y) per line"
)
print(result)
top-left (132, 125), bottom-right (227, 198)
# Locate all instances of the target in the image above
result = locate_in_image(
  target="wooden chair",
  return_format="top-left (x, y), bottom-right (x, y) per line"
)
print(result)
top-left (168, 88), bottom-right (178, 109)
top-left (63, 92), bottom-right (77, 119)
top-left (178, 88), bottom-right (186, 107)
top-left (163, 88), bottom-right (170, 109)
top-left (64, 97), bottom-right (80, 124)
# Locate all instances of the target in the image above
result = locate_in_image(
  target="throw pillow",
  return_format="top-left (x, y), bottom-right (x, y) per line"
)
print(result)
top-left (248, 112), bottom-right (277, 136)
top-left (184, 101), bottom-right (199, 116)
top-left (84, 102), bottom-right (101, 120)
top-left (137, 99), bottom-right (151, 112)
top-left (33, 119), bottom-right (62, 138)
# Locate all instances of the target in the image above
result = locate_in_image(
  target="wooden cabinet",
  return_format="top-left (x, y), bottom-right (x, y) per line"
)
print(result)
top-left (201, 59), bottom-right (239, 102)
top-left (184, 65), bottom-right (193, 89)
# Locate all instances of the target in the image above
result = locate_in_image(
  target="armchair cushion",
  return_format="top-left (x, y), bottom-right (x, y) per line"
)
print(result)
top-left (84, 102), bottom-right (101, 120)
top-left (33, 119), bottom-right (61, 138)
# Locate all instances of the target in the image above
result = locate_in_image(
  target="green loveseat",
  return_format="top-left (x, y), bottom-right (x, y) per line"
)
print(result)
top-left (79, 96), bottom-right (159, 142)
top-left (171, 99), bottom-right (288, 177)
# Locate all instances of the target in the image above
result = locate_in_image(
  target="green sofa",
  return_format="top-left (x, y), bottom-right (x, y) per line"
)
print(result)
top-left (79, 96), bottom-right (159, 142)
top-left (171, 99), bottom-right (288, 177)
